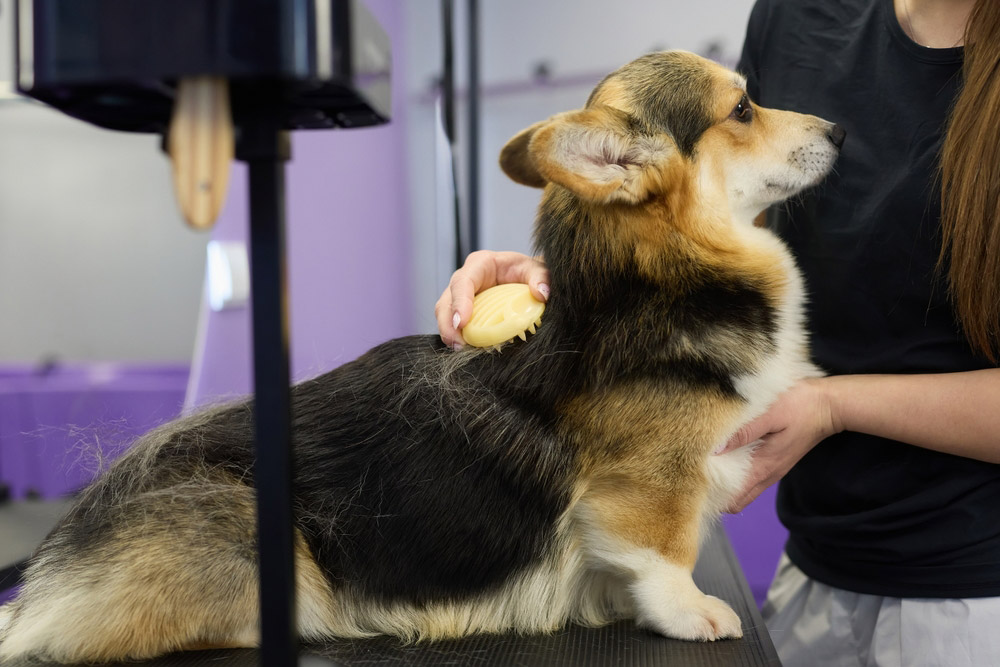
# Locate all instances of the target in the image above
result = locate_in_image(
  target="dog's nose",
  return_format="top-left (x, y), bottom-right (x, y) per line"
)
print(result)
top-left (828, 124), bottom-right (846, 149)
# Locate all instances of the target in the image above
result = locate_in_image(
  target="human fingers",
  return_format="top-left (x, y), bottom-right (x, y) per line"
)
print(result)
top-left (435, 250), bottom-right (500, 346)
top-left (437, 251), bottom-right (550, 347)
top-left (492, 252), bottom-right (551, 303)
top-left (724, 447), bottom-right (780, 512)
top-left (435, 291), bottom-right (466, 349)
top-left (727, 485), bottom-right (762, 514)
top-left (715, 414), bottom-right (774, 455)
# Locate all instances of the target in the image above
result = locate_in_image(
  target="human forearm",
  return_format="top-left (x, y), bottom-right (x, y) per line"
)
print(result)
top-left (824, 369), bottom-right (1000, 463)
top-left (718, 368), bottom-right (1000, 512)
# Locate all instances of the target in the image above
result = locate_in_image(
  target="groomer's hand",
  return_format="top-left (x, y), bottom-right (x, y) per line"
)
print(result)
top-left (716, 378), bottom-right (841, 512)
top-left (436, 251), bottom-right (550, 348)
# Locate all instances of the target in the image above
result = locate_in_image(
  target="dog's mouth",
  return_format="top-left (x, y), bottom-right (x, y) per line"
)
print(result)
top-left (766, 149), bottom-right (838, 198)
top-left (764, 180), bottom-right (795, 194)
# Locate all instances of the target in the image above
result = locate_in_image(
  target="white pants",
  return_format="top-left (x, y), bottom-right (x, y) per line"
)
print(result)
top-left (762, 554), bottom-right (1000, 667)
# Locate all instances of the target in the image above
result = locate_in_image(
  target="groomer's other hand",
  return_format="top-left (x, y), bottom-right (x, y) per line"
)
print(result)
top-left (716, 378), bottom-right (841, 512)
top-left (436, 251), bottom-right (550, 348)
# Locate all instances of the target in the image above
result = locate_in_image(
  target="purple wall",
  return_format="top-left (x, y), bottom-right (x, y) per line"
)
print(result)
top-left (0, 363), bottom-right (188, 603)
top-left (0, 363), bottom-right (188, 499)
top-left (187, 0), bottom-right (410, 407)
top-left (723, 485), bottom-right (787, 606)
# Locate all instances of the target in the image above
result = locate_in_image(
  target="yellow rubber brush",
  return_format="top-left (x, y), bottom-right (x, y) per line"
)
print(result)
top-left (462, 284), bottom-right (545, 351)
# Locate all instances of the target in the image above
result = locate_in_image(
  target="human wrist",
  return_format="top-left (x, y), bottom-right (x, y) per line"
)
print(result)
top-left (813, 375), bottom-right (848, 437)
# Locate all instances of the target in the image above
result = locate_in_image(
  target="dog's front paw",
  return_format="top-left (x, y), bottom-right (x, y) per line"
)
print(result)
top-left (640, 593), bottom-right (742, 641)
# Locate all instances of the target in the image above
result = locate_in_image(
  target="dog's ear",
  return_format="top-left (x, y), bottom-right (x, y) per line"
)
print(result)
top-left (499, 120), bottom-right (550, 188)
top-left (499, 106), bottom-right (675, 204)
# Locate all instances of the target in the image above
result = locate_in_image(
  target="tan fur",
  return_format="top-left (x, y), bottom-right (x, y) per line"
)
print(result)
top-left (0, 475), bottom-right (337, 663)
top-left (1, 482), bottom-right (258, 662)
top-left (587, 76), bottom-right (633, 112)
top-left (564, 381), bottom-right (744, 568)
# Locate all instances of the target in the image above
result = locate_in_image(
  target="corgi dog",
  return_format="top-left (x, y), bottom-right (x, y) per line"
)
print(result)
top-left (0, 50), bottom-right (842, 663)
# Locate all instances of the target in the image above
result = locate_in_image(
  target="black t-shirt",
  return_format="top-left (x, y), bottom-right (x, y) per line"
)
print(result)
top-left (738, 0), bottom-right (1000, 597)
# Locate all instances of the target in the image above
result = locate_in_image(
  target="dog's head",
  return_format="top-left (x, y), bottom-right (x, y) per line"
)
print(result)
top-left (501, 51), bottom-right (843, 224)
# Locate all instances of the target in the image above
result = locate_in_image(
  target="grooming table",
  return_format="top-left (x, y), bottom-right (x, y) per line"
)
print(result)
top-left (1, 515), bottom-right (780, 667)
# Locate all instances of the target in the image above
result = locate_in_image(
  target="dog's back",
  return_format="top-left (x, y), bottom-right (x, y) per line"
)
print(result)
top-left (0, 335), bottom-right (588, 661)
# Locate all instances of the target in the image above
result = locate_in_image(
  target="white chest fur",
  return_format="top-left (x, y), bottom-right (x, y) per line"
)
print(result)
top-left (703, 225), bottom-right (822, 514)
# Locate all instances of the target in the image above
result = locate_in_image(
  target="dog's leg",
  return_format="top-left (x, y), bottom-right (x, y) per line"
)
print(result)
top-left (578, 483), bottom-right (742, 641)
top-left (0, 518), bottom-right (340, 663)
top-left (0, 543), bottom-right (260, 663)
top-left (0, 487), bottom-right (261, 663)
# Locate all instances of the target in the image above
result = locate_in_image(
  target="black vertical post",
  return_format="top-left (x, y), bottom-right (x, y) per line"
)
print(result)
top-left (466, 0), bottom-right (480, 253)
top-left (237, 93), bottom-right (298, 667)
top-left (441, 0), bottom-right (464, 270)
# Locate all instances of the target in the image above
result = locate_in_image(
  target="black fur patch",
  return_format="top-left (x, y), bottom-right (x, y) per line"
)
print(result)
top-left (531, 193), bottom-right (778, 401)
top-left (48, 342), bottom-right (576, 607)
top-left (289, 337), bottom-right (574, 603)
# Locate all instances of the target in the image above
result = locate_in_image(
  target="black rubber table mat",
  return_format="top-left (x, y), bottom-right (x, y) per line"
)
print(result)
top-left (2, 516), bottom-right (779, 667)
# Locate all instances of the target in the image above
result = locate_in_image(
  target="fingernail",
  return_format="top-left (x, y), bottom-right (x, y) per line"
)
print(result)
top-left (452, 312), bottom-right (461, 329)
top-left (713, 441), bottom-right (728, 455)
top-left (453, 342), bottom-right (463, 352)
top-left (538, 283), bottom-right (550, 300)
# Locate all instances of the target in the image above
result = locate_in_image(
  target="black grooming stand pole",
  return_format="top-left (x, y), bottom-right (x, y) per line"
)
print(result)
top-left (239, 110), bottom-right (297, 666)
top-left (15, 3), bottom-right (392, 665)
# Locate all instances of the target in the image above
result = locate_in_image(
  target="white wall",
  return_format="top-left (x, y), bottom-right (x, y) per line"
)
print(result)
top-left (0, 0), bottom-right (759, 361)
top-left (0, 0), bottom-right (207, 363)
top-left (0, 104), bottom-right (207, 363)
top-left (404, 0), bottom-right (756, 332)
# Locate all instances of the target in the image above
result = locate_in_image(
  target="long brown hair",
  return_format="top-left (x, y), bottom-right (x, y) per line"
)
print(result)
top-left (940, 0), bottom-right (1000, 362)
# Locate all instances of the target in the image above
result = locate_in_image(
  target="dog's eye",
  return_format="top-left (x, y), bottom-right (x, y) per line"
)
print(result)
top-left (731, 95), bottom-right (753, 123)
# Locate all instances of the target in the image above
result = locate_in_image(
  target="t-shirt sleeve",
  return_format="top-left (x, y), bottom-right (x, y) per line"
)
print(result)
top-left (736, 0), bottom-right (773, 103)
